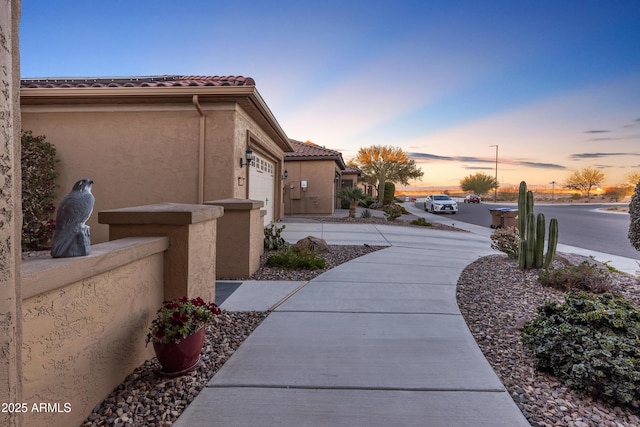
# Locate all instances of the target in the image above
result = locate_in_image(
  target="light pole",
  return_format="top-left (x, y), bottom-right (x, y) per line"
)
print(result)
top-left (550, 181), bottom-right (556, 203)
top-left (489, 145), bottom-right (498, 203)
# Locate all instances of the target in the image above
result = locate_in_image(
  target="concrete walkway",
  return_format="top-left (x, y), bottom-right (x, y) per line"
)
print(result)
top-left (176, 205), bottom-right (638, 426)
top-left (176, 219), bottom-right (533, 426)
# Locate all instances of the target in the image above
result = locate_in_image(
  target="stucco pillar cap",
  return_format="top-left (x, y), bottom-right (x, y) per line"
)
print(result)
top-left (204, 198), bottom-right (264, 211)
top-left (98, 203), bottom-right (224, 225)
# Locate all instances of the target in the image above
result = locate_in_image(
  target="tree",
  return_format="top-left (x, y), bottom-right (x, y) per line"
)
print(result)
top-left (337, 186), bottom-right (367, 218)
top-left (353, 145), bottom-right (423, 203)
top-left (626, 171), bottom-right (640, 187)
top-left (564, 167), bottom-right (605, 202)
top-left (460, 172), bottom-right (498, 197)
top-left (629, 180), bottom-right (640, 251)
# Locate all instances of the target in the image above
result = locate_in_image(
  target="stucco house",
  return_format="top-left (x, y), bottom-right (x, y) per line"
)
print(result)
top-left (283, 139), bottom-right (350, 215)
top-left (20, 75), bottom-right (292, 243)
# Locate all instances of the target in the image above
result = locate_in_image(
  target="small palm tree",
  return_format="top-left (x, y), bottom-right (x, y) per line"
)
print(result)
top-left (337, 187), bottom-right (367, 218)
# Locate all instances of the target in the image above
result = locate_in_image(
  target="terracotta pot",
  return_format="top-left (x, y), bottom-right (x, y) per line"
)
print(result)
top-left (153, 327), bottom-right (205, 375)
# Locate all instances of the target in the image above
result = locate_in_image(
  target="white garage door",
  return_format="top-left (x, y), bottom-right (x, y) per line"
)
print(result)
top-left (249, 154), bottom-right (275, 225)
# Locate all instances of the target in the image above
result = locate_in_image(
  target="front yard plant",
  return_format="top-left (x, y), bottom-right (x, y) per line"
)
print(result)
top-left (490, 226), bottom-right (519, 259)
top-left (522, 292), bottom-right (640, 410)
top-left (264, 224), bottom-right (286, 250)
top-left (538, 261), bottom-right (611, 293)
top-left (21, 130), bottom-right (59, 251)
top-left (266, 248), bottom-right (326, 270)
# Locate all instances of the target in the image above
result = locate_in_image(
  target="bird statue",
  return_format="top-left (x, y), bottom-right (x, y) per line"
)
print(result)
top-left (51, 178), bottom-right (95, 258)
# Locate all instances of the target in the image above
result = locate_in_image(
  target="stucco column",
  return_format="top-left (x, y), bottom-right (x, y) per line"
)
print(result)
top-left (0, 2), bottom-right (23, 426)
top-left (98, 203), bottom-right (223, 302)
top-left (205, 198), bottom-right (264, 279)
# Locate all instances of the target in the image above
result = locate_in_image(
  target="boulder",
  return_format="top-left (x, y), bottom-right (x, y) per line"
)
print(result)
top-left (293, 236), bottom-right (331, 254)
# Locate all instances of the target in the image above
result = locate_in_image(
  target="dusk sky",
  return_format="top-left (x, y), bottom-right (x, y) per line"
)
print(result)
top-left (20, 0), bottom-right (640, 191)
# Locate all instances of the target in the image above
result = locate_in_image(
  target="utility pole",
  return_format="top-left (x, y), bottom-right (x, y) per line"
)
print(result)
top-left (489, 145), bottom-right (498, 203)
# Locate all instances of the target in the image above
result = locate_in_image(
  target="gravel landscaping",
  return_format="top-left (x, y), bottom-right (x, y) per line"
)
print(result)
top-left (81, 216), bottom-right (640, 426)
top-left (457, 254), bottom-right (640, 427)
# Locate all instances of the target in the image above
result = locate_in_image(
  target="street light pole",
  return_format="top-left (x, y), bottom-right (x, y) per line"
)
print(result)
top-left (489, 145), bottom-right (498, 203)
top-left (550, 181), bottom-right (556, 203)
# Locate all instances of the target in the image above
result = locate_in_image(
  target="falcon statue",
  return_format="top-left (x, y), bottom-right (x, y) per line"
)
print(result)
top-left (51, 178), bottom-right (95, 258)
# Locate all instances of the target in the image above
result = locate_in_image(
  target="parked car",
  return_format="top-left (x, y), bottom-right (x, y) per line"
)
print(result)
top-left (464, 194), bottom-right (481, 203)
top-left (424, 194), bottom-right (458, 214)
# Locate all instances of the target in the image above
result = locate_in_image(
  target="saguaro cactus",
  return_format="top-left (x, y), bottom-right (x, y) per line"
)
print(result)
top-left (517, 181), bottom-right (559, 269)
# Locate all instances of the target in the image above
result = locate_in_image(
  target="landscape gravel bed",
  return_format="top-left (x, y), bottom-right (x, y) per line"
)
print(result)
top-left (457, 254), bottom-right (640, 427)
top-left (81, 311), bottom-right (268, 426)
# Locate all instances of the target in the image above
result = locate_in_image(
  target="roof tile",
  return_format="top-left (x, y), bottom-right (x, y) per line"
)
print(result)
top-left (20, 75), bottom-right (256, 89)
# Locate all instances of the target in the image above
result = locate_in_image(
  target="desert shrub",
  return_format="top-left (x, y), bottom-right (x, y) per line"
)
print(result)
top-left (360, 209), bottom-right (372, 219)
top-left (362, 198), bottom-right (375, 208)
top-left (383, 204), bottom-right (403, 221)
top-left (21, 131), bottom-right (59, 251)
top-left (538, 261), bottom-right (611, 293)
top-left (410, 218), bottom-right (432, 227)
top-left (264, 224), bottom-right (286, 250)
top-left (266, 248), bottom-right (326, 270)
top-left (369, 201), bottom-right (383, 209)
top-left (490, 226), bottom-right (519, 259)
top-left (629, 180), bottom-right (640, 251)
top-left (522, 292), bottom-right (640, 409)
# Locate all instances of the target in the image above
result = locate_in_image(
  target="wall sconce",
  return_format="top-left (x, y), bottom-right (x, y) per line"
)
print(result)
top-left (240, 147), bottom-right (254, 168)
top-left (237, 176), bottom-right (245, 186)
top-left (282, 170), bottom-right (288, 179)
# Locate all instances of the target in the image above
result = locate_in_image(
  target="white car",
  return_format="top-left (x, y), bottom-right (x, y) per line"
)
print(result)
top-left (424, 194), bottom-right (458, 214)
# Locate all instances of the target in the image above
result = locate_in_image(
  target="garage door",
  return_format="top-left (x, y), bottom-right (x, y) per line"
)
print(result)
top-left (249, 154), bottom-right (275, 225)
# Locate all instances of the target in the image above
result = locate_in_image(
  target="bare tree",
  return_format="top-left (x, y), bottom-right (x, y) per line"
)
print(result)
top-left (564, 167), bottom-right (605, 202)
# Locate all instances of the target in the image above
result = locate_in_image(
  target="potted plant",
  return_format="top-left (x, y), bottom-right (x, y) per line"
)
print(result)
top-left (146, 296), bottom-right (221, 375)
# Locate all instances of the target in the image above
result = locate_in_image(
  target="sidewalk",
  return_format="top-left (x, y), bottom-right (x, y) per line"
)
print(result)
top-left (175, 220), bottom-right (532, 426)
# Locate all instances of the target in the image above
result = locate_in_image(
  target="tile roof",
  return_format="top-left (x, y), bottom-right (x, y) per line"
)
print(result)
top-left (286, 139), bottom-right (346, 170)
top-left (20, 75), bottom-right (256, 89)
top-left (343, 166), bottom-right (362, 175)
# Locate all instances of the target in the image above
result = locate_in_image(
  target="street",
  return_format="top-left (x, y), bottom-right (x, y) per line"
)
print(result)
top-left (441, 202), bottom-right (639, 260)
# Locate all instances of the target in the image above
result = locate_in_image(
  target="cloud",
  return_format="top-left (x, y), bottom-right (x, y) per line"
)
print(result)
top-left (409, 152), bottom-right (494, 164)
top-left (410, 152), bottom-right (565, 170)
top-left (462, 165), bottom-right (494, 170)
top-left (513, 161), bottom-right (566, 170)
top-left (569, 152), bottom-right (640, 159)
top-left (584, 130), bottom-right (611, 133)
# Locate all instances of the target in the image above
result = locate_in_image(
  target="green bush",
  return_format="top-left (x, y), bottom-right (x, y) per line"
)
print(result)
top-left (490, 226), bottom-right (519, 259)
top-left (21, 131), bottom-right (59, 251)
top-left (522, 292), bottom-right (640, 409)
top-left (538, 261), bottom-right (611, 293)
top-left (264, 224), bottom-right (286, 250)
top-left (410, 218), bottom-right (432, 227)
top-left (383, 204), bottom-right (402, 221)
top-left (266, 248), bottom-right (326, 270)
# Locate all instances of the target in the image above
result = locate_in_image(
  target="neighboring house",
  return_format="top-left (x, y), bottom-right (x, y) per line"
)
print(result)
top-left (340, 165), bottom-right (362, 190)
top-left (20, 75), bottom-right (292, 243)
top-left (283, 139), bottom-right (347, 215)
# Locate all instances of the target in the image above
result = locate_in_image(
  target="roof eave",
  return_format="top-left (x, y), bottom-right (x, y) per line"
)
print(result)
top-left (20, 86), bottom-right (293, 152)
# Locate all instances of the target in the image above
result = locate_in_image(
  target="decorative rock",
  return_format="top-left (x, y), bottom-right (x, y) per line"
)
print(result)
top-left (292, 236), bottom-right (331, 253)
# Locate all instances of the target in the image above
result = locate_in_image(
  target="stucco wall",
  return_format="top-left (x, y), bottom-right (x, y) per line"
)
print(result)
top-left (21, 101), bottom-right (288, 243)
top-left (283, 160), bottom-right (338, 215)
top-left (21, 237), bottom-right (167, 427)
top-left (21, 106), bottom-right (202, 243)
top-left (0, 3), bottom-right (23, 426)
